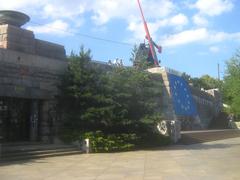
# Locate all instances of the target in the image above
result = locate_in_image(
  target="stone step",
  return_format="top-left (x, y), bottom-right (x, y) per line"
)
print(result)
top-left (3, 147), bottom-right (79, 157)
top-left (0, 150), bottom-right (81, 163)
top-left (2, 141), bottom-right (45, 147)
top-left (0, 143), bottom-right (82, 163)
top-left (2, 143), bottom-right (77, 153)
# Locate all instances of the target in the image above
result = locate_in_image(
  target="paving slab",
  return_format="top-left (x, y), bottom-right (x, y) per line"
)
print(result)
top-left (1, 137), bottom-right (240, 180)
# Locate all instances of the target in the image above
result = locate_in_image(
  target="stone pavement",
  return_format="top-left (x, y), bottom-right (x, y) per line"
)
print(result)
top-left (1, 137), bottom-right (240, 180)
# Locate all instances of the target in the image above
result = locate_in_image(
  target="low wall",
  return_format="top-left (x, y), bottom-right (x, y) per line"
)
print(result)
top-left (190, 87), bottom-right (221, 128)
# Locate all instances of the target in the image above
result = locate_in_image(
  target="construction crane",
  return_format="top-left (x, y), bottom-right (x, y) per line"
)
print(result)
top-left (136, 0), bottom-right (162, 67)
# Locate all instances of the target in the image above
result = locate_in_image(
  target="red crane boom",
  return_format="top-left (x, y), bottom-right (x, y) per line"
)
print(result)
top-left (137, 0), bottom-right (161, 66)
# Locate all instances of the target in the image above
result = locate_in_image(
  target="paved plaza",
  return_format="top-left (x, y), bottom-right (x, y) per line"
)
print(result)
top-left (1, 137), bottom-right (240, 180)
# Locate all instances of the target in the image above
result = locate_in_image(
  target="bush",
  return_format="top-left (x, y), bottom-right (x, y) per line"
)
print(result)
top-left (59, 129), bottom-right (171, 152)
top-left (81, 131), bottom-right (138, 152)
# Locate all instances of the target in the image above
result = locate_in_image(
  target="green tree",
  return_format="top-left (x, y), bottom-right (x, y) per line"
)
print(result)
top-left (200, 75), bottom-right (222, 89)
top-left (105, 67), bottom-right (162, 133)
top-left (182, 73), bottom-right (222, 90)
top-left (58, 46), bottom-right (113, 132)
top-left (58, 46), bottom-right (163, 136)
top-left (223, 49), bottom-right (240, 117)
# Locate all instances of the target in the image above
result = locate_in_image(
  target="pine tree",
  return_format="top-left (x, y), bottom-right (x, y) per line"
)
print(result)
top-left (58, 46), bottom-right (114, 131)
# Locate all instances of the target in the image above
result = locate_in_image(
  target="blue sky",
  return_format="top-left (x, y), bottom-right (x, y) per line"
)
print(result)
top-left (1, 0), bottom-right (240, 78)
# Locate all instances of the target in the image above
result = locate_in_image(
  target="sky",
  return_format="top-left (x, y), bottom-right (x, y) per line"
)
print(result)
top-left (1, 0), bottom-right (240, 79)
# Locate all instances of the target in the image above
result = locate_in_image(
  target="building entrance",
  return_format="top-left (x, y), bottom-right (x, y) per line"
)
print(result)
top-left (0, 97), bottom-right (32, 142)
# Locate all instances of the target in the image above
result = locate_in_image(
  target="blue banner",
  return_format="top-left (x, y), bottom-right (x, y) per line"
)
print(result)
top-left (168, 73), bottom-right (198, 116)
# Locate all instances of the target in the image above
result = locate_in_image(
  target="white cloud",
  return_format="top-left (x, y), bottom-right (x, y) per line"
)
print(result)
top-left (193, 0), bottom-right (234, 16)
top-left (127, 13), bottom-right (189, 43)
top-left (162, 28), bottom-right (208, 47)
top-left (212, 31), bottom-right (240, 42)
top-left (209, 46), bottom-right (220, 53)
top-left (192, 14), bottom-right (208, 26)
top-left (169, 14), bottom-right (189, 27)
top-left (27, 20), bottom-right (70, 36)
top-left (91, 0), bottom-right (123, 25)
top-left (91, 0), bottom-right (175, 25)
top-left (42, 3), bottom-right (85, 19)
top-left (142, 0), bottom-right (175, 20)
top-left (190, 0), bottom-right (233, 31)
top-left (161, 28), bottom-right (240, 47)
top-left (0, 0), bottom-right (42, 10)
top-left (127, 20), bottom-right (163, 43)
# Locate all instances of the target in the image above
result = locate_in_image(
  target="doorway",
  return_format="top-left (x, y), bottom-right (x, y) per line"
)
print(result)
top-left (0, 97), bottom-right (32, 142)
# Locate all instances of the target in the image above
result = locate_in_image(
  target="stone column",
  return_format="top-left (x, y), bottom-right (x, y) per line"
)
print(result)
top-left (40, 101), bottom-right (51, 143)
top-left (48, 101), bottom-right (59, 144)
top-left (40, 100), bottom-right (58, 143)
top-left (30, 100), bottom-right (39, 141)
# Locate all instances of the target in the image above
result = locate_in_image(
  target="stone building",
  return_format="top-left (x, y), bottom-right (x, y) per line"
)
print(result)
top-left (0, 11), bottom-right (67, 143)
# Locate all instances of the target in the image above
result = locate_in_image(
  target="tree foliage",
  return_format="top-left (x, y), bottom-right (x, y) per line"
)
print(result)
top-left (223, 49), bottom-right (240, 116)
top-left (58, 46), bottom-right (163, 136)
top-left (106, 67), bottom-right (162, 132)
top-left (182, 73), bottom-right (222, 90)
top-left (58, 47), bottom-right (112, 131)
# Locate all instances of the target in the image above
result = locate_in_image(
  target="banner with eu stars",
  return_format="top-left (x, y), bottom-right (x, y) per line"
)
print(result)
top-left (168, 73), bottom-right (198, 116)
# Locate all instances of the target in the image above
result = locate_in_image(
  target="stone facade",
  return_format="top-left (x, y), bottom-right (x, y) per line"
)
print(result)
top-left (0, 48), bottom-right (67, 99)
top-left (0, 14), bottom-right (67, 143)
top-left (0, 24), bottom-right (66, 60)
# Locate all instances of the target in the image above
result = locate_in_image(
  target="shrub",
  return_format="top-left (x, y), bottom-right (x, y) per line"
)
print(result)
top-left (80, 131), bottom-right (138, 152)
